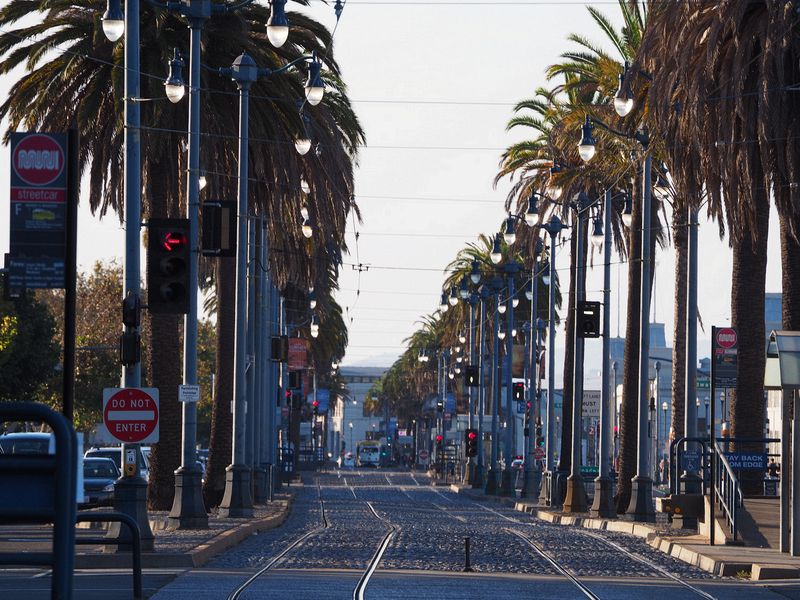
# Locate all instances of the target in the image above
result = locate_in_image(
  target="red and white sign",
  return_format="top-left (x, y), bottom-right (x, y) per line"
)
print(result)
top-left (418, 449), bottom-right (429, 462)
top-left (533, 447), bottom-right (546, 460)
top-left (716, 328), bottom-right (738, 349)
top-left (12, 134), bottom-right (65, 187)
top-left (103, 388), bottom-right (159, 444)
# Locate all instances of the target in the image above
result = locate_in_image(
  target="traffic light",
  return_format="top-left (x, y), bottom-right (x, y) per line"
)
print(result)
top-left (271, 335), bottom-right (288, 362)
top-left (536, 419), bottom-right (544, 447)
top-left (577, 300), bottom-right (601, 338)
top-left (436, 398), bottom-right (444, 412)
top-left (147, 218), bottom-right (190, 314)
top-left (464, 428), bottom-right (478, 457)
top-left (312, 399), bottom-right (319, 416)
top-left (289, 370), bottom-right (301, 389)
top-left (464, 365), bottom-right (479, 387)
top-left (435, 434), bottom-right (444, 451)
top-left (513, 381), bottom-right (525, 401)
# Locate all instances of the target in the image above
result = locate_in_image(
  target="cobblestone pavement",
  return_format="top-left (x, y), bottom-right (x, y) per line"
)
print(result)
top-left (149, 469), bottom-right (800, 600)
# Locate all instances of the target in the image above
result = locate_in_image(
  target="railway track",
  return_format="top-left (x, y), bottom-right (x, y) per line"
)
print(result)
top-left (226, 477), bottom-right (397, 600)
top-left (471, 499), bottom-right (719, 600)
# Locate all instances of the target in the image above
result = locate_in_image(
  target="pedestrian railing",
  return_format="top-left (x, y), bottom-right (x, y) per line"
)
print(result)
top-left (0, 402), bottom-right (77, 600)
top-left (713, 439), bottom-right (743, 542)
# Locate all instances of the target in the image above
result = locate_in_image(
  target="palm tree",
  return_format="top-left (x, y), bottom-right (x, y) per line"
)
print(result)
top-left (0, 0), bottom-right (363, 509)
top-left (638, 2), bottom-right (800, 492)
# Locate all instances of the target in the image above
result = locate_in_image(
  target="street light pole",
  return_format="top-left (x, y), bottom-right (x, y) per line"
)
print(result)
top-left (474, 285), bottom-right (490, 488)
top-left (501, 261), bottom-right (520, 497)
top-left (109, 0), bottom-right (155, 550)
top-left (522, 240), bottom-right (543, 499)
top-left (591, 189), bottom-right (615, 517)
top-left (486, 275), bottom-right (503, 495)
top-left (466, 291), bottom-right (479, 484)
top-left (564, 194), bottom-right (588, 514)
top-left (627, 153), bottom-right (656, 521)
top-left (540, 215), bottom-right (565, 507)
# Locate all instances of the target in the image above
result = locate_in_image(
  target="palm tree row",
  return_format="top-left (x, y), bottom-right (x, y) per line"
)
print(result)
top-left (497, 0), bottom-right (800, 510)
top-left (375, 233), bottom-right (562, 437)
top-left (0, 0), bottom-right (363, 509)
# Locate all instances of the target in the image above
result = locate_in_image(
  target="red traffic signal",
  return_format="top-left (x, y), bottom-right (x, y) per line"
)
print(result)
top-left (161, 231), bottom-right (187, 252)
top-left (467, 431), bottom-right (477, 440)
top-left (464, 428), bottom-right (478, 457)
top-left (312, 400), bottom-right (320, 408)
top-left (435, 435), bottom-right (443, 442)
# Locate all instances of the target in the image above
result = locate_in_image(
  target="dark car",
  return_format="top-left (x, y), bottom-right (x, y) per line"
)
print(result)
top-left (85, 446), bottom-right (148, 480)
top-left (81, 457), bottom-right (120, 507)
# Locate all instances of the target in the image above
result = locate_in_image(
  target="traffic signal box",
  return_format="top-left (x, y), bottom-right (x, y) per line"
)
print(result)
top-left (147, 218), bottom-right (191, 314)
top-left (464, 365), bottom-right (479, 387)
top-left (464, 428), bottom-right (478, 457)
top-left (435, 434), bottom-right (444, 452)
top-left (577, 300), bottom-right (601, 338)
top-left (513, 381), bottom-right (525, 401)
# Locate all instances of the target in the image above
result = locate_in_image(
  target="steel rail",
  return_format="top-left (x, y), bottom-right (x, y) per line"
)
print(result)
top-left (353, 501), bottom-right (398, 600)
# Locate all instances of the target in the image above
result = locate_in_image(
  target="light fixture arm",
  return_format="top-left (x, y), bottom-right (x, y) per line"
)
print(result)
top-left (588, 115), bottom-right (649, 149)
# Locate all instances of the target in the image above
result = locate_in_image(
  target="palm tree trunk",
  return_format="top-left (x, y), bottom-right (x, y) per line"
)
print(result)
top-left (557, 231), bottom-right (578, 474)
top-left (671, 204), bottom-right (688, 441)
top-left (203, 258), bottom-right (235, 508)
top-left (779, 212), bottom-right (800, 330)
top-left (730, 191), bottom-right (769, 495)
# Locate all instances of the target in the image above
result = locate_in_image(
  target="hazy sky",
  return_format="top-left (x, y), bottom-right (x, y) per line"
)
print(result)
top-left (0, 1), bottom-right (785, 384)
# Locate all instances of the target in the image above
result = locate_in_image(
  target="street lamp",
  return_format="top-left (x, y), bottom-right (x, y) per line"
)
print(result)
top-left (449, 286), bottom-right (459, 306)
top-left (101, 0), bottom-right (124, 41)
top-left (485, 275), bottom-right (504, 495)
top-left (613, 61), bottom-right (634, 117)
top-left (539, 214), bottom-right (567, 508)
top-left (164, 50), bottom-right (186, 103)
top-left (439, 292), bottom-right (449, 313)
top-left (266, 0), bottom-right (290, 48)
top-left (578, 110), bottom-right (655, 522)
top-left (470, 260), bottom-right (481, 285)
top-left (219, 49), bottom-right (324, 518)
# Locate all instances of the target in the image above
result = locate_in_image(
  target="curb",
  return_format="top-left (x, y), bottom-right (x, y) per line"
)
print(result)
top-left (74, 494), bottom-right (294, 569)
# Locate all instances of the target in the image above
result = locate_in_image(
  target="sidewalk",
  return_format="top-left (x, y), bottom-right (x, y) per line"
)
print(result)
top-left (447, 482), bottom-right (800, 581)
top-left (0, 492), bottom-right (294, 570)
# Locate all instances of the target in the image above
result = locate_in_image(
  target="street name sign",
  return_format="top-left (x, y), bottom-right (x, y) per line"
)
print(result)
top-left (103, 387), bottom-right (159, 444)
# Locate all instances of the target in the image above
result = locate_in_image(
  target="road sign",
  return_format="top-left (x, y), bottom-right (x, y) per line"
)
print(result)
top-left (178, 384), bottom-right (200, 403)
top-left (102, 387), bottom-right (159, 444)
top-left (533, 447), bottom-right (545, 460)
top-left (713, 326), bottom-right (738, 388)
top-left (581, 390), bottom-right (601, 418)
top-left (418, 449), bottom-right (429, 461)
top-left (716, 328), bottom-right (738, 349)
top-left (681, 450), bottom-right (701, 472)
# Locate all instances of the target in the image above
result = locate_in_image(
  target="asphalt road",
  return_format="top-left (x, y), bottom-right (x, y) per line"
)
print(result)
top-left (5, 469), bottom-right (800, 599)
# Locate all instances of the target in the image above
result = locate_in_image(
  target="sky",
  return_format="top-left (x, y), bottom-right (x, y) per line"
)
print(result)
top-left (0, 1), bottom-right (786, 385)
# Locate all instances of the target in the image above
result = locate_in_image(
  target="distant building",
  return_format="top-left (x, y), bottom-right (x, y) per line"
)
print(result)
top-left (328, 366), bottom-right (388, 458)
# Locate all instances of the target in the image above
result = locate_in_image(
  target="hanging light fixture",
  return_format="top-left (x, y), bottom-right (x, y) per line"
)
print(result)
top-left (490, 235), bottom-right (503, 264)
top-left (295, 111), bottom-right (312, 155)
top-left (300, 204), bottom-right (309, 220)
top-left (305, 55), bottom-right (325, 106)
top-left (101, 0), bottom-right (125, 42)
top-left (199, 174), bottom-right (207, 191)
top-left (512, 297), bottom-right (520, 308)
top-left (503, 215), bottom-right (517, 245)
top-left (164, 49), bottom-right (186, 104)
top-left (578, 115), bottom-right (596, 162)
top-left (470, 260), bottom-right (481, 284)
top-left (591, 216), bottom-right (604, 250)
top-left (525, 281), bottom-right (533, 301)
top-left (300, 178), bottom-right (310, 194)
top-left (448, 286), bottom-right (459, 306)
top-left (622, 191), bottom-right (633, 228)
top-left (440, 292), bottom-right (449, 312)
top-left (458, 331), bottom-right (466, 344)
top-left (302, 218), bottom-right (313, 238)
top-left (525, 195), bottom-right (539, 226)
top-left (498, 329), bottom-right (506, 340)
top-left (613, 61), bottom-right (634, 117)
top-left (309, 290), bottom-right (317, 310)
top-left (267, 0), bottom-right (290, 48)
top-left (310, 314), bottom-right (319, 338)
top-left (498, 302), bottom-right (507, 315)
top-left (459, 275), bottom-right (469, 300)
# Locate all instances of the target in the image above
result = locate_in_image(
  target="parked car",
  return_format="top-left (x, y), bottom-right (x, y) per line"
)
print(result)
top-left (338, 452), bottom-right (355, 469)
top-left (511, 456), bottom-right (524, 470)
top-left (81, 457), bottom-right (120, 507)
top-left (85, 446), bottom-right (148, 480)
top-left (0, 432), bottom-right (53, 455)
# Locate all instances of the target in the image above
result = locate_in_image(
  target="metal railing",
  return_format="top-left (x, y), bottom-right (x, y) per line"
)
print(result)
top-left (669, 436), bottom-right (710, 496)
top-left (713, 439), bottom-right (743, 542)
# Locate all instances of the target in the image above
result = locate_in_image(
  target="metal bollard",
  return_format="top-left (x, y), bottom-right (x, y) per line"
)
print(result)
top-left (463, 536), bottom-right (474, 572)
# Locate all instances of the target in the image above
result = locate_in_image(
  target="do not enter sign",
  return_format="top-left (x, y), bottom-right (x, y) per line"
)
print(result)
top-left (103, 388), bottom-right (160, 444)
top-left (716, 328), bottom-right (738, 349)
